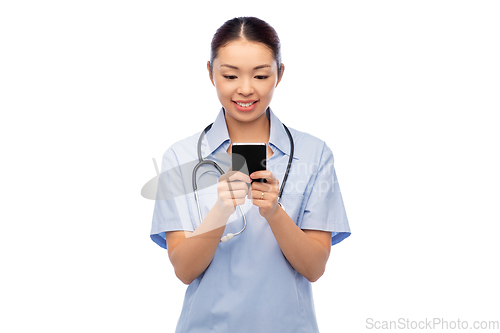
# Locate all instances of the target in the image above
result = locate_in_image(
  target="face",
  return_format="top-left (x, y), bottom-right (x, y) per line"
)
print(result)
top-left (208, 39), bottom-right (284, 124)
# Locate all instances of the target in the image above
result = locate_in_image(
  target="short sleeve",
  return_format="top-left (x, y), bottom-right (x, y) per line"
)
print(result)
top-left (299, 144), bottom-right (351, 246)
top-left (150, 148), bottom-right (195, 249)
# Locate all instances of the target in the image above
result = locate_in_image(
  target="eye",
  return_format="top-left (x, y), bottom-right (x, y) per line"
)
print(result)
top-left (223, 75), bottom-right (237, 80)
top-left (255, 76), bottom-right (269, 80)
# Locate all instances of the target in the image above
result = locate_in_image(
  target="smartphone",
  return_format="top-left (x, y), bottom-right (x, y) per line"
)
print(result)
top-left (231, 143), bottom-right (267, 183)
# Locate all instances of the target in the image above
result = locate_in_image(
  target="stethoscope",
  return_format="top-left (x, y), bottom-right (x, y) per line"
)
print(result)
top-left (192, 122), bottom-right (294, 242)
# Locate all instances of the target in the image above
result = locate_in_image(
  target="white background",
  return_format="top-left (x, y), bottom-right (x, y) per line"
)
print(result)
top-left (1, 0), bottom-right (499, 332)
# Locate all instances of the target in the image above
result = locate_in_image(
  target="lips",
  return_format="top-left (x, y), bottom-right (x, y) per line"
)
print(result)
top-left (232, 100), bottom-right (258, 112)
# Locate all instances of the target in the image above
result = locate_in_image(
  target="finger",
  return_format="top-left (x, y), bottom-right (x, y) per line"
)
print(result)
top-left (220, 180), bottom-right (250, 193)
top-left (218, 180), bottom-right (234, 196)
top-left (221, 178), bottom-right (244, 193)
top-left (228, 171), bottom-right (252, 183)
top-left (219, 170), bottom-right (238, 183)
top-left (220, 170), bottom-right (251, 183)
top-left (250, 170), bottom-right (278, 184)
top-left (218, 171), bottom-right (232, 183)
top-left (230, 198), bottom-right (246, 206)
top-left (251, 190), bottom-right (277, 201)
top-left (250, 181), bottom-right (276, 193)
top-left (220, 189), bottom-right (248, 200)
top-left (251, 195), bottom-right (275, 208)
top-left (220, 193), bottom-right (245, 208)
top-left (221, 193), bottom-right (246, 206)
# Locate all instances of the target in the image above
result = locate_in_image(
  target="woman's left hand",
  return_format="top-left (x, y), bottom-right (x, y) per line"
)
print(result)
top-left (249, 170), bottom-right (280, 220)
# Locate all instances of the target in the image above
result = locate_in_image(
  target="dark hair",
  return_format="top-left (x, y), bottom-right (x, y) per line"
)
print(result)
top-left (209, 17), bottom-right (282, 77)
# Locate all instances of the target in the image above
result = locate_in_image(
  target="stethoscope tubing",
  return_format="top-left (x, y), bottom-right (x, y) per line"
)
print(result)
top-left (192, 121), bottom-right (294, 241)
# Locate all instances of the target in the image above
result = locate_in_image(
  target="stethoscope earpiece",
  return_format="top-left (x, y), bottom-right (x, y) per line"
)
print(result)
top-left (221, 233), bottom-right (234, 242)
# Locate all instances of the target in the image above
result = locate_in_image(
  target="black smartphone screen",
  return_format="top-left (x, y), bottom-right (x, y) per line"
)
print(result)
top-left (231, 143), bottom-right (267, 182)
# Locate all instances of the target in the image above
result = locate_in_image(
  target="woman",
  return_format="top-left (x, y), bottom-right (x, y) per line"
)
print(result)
top-left (151, 17), bottom-right (351, 333)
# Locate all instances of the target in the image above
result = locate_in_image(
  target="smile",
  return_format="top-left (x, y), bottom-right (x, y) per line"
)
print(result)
top-left (235, 101), bottom-right (257, 107)
top-left (232, 100), bottom-right (258, 112)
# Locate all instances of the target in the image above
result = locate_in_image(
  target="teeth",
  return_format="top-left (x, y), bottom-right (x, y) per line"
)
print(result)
top-left (236, 101), bottom-right (254, 107)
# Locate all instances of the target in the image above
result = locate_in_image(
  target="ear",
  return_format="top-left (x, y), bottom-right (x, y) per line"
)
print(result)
top-left (207, 61), bottom-right (215, 86)
top-left (276, 63), bottom-right (285, 87)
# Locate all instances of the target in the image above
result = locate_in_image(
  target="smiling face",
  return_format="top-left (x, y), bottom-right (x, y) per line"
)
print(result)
top-left (208, 39), bottom-right (284, 124)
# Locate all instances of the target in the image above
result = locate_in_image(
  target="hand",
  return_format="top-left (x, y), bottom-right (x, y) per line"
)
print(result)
top-left (216, 171), bottom-right (251, 216)
top-left (249, 170), bottom-right (280, 220)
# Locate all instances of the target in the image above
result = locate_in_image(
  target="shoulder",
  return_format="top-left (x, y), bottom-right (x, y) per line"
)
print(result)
top-left (168, 131), bottom-right (201, 154)
top-left (287, 126), bottom-right (334, 165)
top-left (161, 131), bottom-right (202, 166)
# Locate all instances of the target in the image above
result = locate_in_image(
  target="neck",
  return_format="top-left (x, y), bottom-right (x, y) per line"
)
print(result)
top-left (225, 110), bottom-right (270, 144)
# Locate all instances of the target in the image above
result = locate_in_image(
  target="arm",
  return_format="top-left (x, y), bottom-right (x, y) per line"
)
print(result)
top-left (267, 209), bottom-right (331, 282)
top-left (250, 170), bottom-right (331, 282)
top-left (166, 171), bottom-right (250, 285)
top-left (165, 205), bottom-right (231, 285)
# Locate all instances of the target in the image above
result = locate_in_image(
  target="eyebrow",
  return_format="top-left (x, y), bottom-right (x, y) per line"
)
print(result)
top-left (220, 64), bottom-right (271, 70)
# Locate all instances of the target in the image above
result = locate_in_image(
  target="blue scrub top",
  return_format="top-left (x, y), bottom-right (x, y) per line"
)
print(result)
top-left (151, 108), bottom-right (350, 333)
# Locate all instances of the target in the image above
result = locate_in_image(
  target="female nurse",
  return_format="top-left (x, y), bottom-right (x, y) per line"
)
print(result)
top-left (151, 17), bottom-right (351, 333)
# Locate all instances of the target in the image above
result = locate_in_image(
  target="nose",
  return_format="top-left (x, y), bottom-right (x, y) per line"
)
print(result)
top-left (237, 78), bottom-right (254, 96)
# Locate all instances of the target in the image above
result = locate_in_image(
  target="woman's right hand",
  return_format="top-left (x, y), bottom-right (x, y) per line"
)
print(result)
top-left (216, 171), bottom-right (251, 215)
top-left (166, 170), bottom-right (250, 285)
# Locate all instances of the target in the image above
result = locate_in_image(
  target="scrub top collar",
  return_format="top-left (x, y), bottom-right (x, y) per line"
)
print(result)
top-left (205, 107), bottom-right (297, 159)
